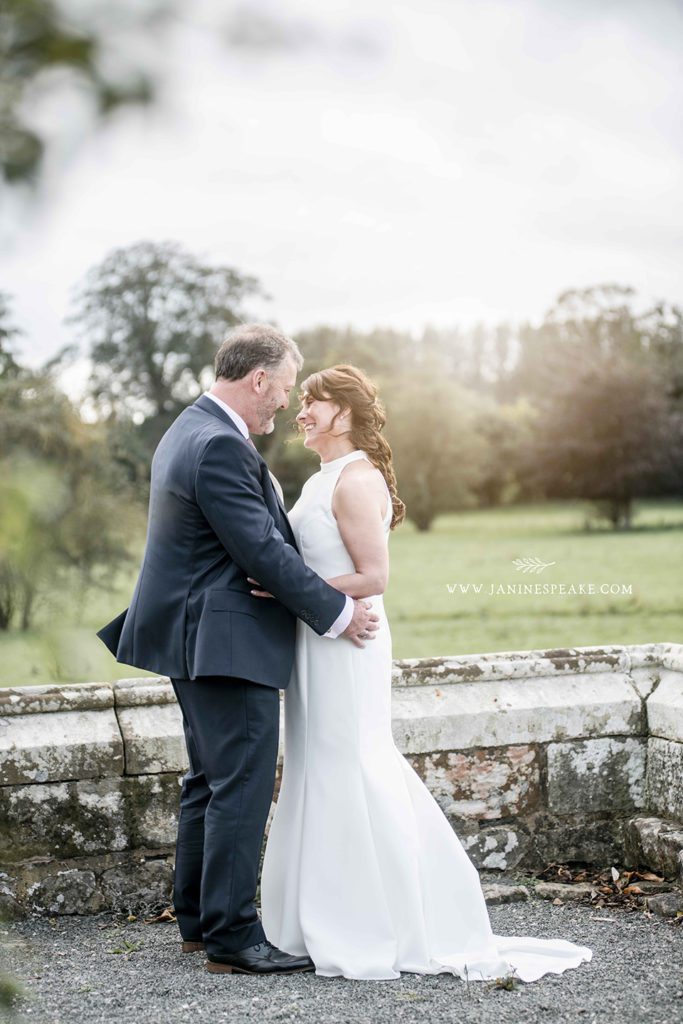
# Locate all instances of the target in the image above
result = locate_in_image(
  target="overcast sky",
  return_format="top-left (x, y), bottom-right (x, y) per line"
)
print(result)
top-left (2, 0), bottom-right (682, 378)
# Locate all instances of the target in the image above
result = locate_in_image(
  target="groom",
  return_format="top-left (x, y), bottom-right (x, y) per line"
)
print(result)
top-left (98, 324), bottom-right (379, 975)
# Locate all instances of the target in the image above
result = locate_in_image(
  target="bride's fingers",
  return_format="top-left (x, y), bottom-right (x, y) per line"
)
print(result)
top-left (247, 577), bottom-right (273, 597)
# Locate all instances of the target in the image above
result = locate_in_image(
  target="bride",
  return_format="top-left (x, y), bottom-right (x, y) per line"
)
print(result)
top-left (254, 364), bottom-right (592, 983)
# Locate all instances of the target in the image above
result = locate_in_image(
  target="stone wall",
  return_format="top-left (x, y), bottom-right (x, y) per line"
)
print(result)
top-left (1, 642), bottom-right (682, 916)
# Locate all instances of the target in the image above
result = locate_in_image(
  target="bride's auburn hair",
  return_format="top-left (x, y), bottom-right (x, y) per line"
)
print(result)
top-left (298, 364), bottom-right (406, 530)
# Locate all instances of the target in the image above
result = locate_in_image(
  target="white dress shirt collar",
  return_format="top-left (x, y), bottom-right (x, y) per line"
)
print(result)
top-left (203, 391), bottom-right (250, 440)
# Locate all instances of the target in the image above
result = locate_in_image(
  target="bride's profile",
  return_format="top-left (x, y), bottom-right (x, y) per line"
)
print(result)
top-left (255, 364), bottom-right (593, 982)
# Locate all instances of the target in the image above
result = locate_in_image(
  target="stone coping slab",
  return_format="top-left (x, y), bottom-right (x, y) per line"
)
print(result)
top-left (647, 670), bottom-right (683, 743)
top-left (660, 645), bottom-right (683, 673)
top-left (391, 643), bottom-right (667, 688)
top-left (0, 644), bottom-right (679, 788)
top-left (116, 704), bottom-right (187, 775)
top-left (0, 709), bottom-right (124, 786)
top-left (113, 677), bottom-right (176, 708)
top-left (1, 643), bottom-right (679, 715)
top-left (390, 672), bottom-right (645, 754)
top-left (0, 683), bottom-right (114, 716)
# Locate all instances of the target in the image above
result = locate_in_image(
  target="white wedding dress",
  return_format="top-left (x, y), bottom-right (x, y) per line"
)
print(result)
top-left (261, 449), bottom-right (592, 982)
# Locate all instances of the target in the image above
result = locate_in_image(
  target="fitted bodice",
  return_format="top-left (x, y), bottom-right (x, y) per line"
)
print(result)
top-left (288, 450), bottom-right (392, 580)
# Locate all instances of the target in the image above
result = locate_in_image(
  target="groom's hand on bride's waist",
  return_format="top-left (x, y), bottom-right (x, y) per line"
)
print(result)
top-left (342, 599), bottom-right (380, 648)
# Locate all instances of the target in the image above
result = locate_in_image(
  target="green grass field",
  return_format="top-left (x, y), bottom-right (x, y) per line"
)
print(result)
top-left (1, 499), bottom-right (681, 687)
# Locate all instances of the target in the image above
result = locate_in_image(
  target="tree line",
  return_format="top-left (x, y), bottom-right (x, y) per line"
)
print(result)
top-left (1, 242), bottom-right (682, 631)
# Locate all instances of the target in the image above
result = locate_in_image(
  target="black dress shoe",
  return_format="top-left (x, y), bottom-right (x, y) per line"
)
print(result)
top-left (206, 940), bottom-right (315, 975)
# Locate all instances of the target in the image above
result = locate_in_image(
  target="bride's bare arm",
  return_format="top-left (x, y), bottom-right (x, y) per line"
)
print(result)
top-left (326, 461), bottom-right (389, 599)
top-left (249, 459), bottom-right (389, 601)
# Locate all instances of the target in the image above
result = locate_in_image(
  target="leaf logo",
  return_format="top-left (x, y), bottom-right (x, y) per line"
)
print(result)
top-left (512, 557), bottom-right (557, 574)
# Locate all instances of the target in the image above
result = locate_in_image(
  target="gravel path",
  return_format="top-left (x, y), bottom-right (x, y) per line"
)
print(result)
top-left (3, 896), bottom-right (681, 1024)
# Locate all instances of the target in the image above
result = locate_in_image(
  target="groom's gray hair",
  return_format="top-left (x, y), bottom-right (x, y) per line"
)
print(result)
top-left (215, 323), bottom-right (303, 380)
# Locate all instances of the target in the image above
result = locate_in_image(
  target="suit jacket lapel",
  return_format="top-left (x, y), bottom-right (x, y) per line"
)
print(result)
top-left (265, 469), bottom-right (289, 519)
top-left (194, 395), bottom-right (292, 527)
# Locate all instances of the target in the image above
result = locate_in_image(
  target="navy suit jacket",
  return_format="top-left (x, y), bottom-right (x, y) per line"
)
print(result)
top-left (97, 395), bottom-right (346, 688)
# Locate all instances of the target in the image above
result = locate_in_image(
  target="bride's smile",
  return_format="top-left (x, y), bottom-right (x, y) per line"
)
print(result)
top-left (296, 391), bottom-right (354, 463)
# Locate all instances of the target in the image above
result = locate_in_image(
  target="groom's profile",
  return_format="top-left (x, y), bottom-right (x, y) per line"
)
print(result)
top-left (97, 324), bottom-right (379, 974)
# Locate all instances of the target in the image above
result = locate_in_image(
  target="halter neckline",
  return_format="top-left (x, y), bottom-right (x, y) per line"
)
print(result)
top-left (319, 450), bottom-right (368, 474)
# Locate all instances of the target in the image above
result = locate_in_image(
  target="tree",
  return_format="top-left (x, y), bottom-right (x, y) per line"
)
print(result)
top-left (637, 301), bottom-right (683, 407)
top-left (501, 285), bottom-right (683, 527)
top-left (0, 291), bottom-right (22, 378)
top-left (518, 348), bottom-right (681, 529)
top-left (294, 325), bottom-right (416, 381)
top-left (543, 284), bottom-right (644, 356)
top-left (0, 343), bottom-right (135, 631)
top-left (0, 0), bottom-right (161, 185)
top-left (385, 372), bottom-right (488, 531)
top-left (68, 240), bottom-right (265, 455)
top-left (504, 284), bottom-right (669, 403)
top-left (472, 397), bottom-right (536, 507)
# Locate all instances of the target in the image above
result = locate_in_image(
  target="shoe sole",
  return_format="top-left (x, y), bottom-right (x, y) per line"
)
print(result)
top-left (206, 962), bottom-right (315, 975)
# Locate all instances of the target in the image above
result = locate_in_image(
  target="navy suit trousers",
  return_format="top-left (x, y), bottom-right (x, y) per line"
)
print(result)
top-left (170, 676), bottom-right (280, 955)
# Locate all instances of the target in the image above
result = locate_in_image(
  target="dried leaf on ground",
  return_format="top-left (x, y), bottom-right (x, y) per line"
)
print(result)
top-left (144, 907), bottom-right (177, 925)
top-left (536, 862), bottom-right (675, 912)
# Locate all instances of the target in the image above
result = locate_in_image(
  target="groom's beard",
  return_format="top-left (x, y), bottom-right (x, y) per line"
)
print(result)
top-left (255, 399), bottom-right (278, 434)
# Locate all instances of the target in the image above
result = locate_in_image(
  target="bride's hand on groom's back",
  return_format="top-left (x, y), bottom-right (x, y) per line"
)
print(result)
top-left (248, 577), bottom-right (274, 598)
top-left (342, 599), bottom-right (380, 649)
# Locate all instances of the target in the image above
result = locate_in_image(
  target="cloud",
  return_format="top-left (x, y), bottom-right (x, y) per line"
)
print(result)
top-left (1, 0), bottom-right (682, 366)
top-left (223, 3), bottom-right (384, 58)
